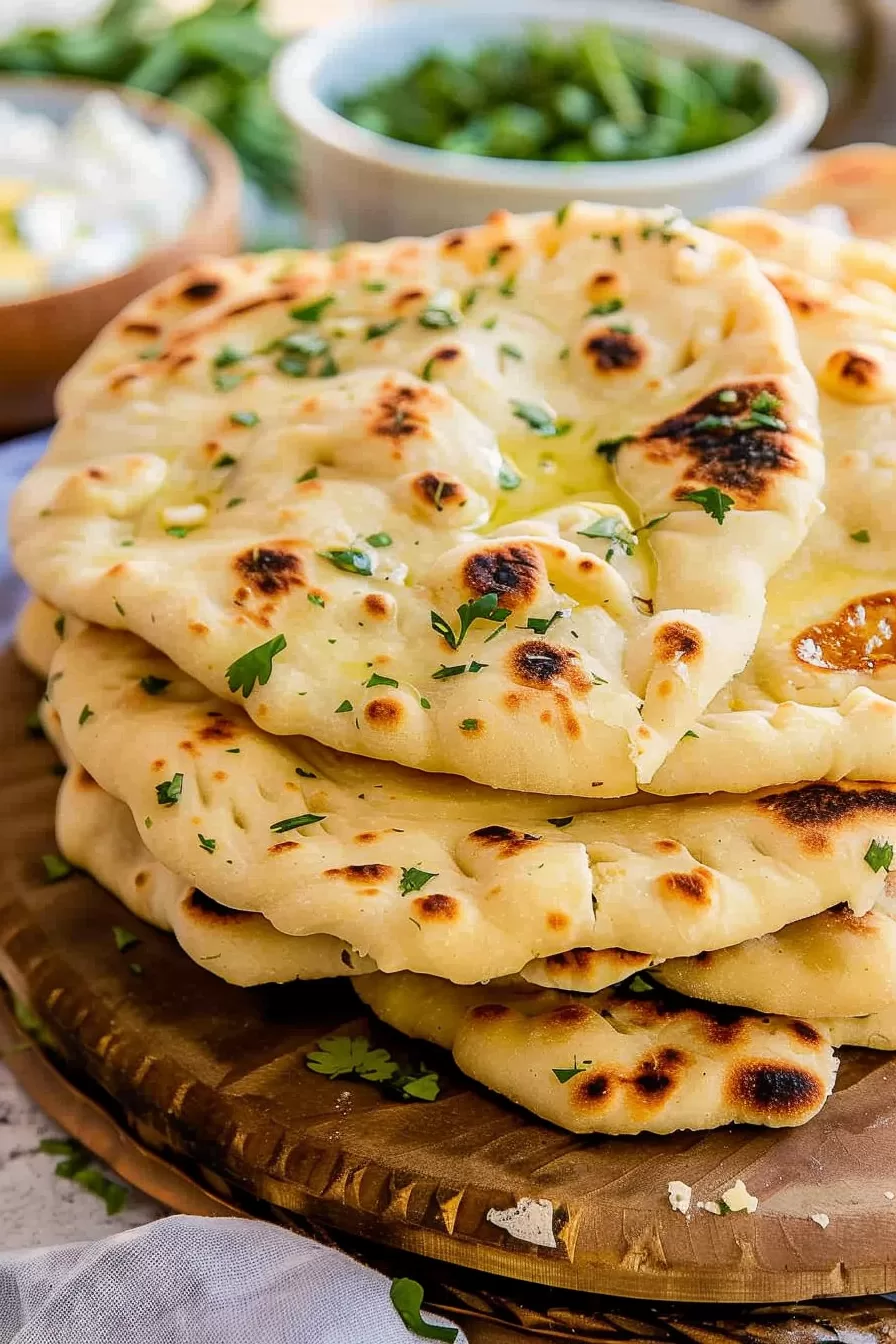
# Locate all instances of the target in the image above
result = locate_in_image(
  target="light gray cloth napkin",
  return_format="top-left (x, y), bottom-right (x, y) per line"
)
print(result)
top-left (0, 438), bottom-right (466, 1343)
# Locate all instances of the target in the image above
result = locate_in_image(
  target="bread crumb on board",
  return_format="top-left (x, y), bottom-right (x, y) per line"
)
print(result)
top-left (668, 1180), bottom-right (692, 1214)
top-left (810, 1212), bottom-right (830, 1228)
top-left (671, 1178), bottom-right (759, 1216)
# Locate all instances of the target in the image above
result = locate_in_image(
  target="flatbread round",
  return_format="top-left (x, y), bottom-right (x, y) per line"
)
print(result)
top-left (763, 147), bottom-right (896, 246)
top-left (354, 972), bottom-right (837, 1135)
top-left (10, 204), bottom-right (822, 797)
top-left (823, 1005), bottom-right (896, 1050)
top-left (43, 622), bottom-right (896, 983)
top-left (655, 892), bottom-right (896, 1018)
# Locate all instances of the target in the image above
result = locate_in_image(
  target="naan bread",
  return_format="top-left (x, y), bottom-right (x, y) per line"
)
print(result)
top-left (9, 204), bottom-right (822, 797)
top-left (656, 890), bottom-right (896, 1018)
top-left (354, 972), bottom-right (837, 1134)
top-left (43, 623), bottom-right (896, 983)
top-left (823, 1005), bottom-right (896, 1050)
top-left (650, 261), bottom-right (896, 794)
top-left (764, 146), bottom-right (896, 245)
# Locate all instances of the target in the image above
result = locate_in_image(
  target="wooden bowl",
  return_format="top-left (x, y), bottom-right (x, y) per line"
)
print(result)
top-left (0, 76), bottom-right (243, 438)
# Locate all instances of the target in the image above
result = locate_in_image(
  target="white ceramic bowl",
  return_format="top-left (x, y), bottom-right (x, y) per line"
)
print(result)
top-left (273, 0), bottom-right (829, 242)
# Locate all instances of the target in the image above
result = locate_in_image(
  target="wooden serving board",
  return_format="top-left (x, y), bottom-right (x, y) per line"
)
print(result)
top-left (3, 646), bottom-right (896, 1306)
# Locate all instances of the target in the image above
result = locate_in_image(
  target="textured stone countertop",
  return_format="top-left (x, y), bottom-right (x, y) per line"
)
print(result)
top-left (0, 1064), bottom-right (162, 1253)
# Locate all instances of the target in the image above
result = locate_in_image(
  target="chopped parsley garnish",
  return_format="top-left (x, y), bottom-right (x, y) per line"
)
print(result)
top-left (166, 525), bottom-right (195, 537)
top-left (693, 414), bottom-right (733, 432)
top-left (366, 672), bottom-right (399, 689)
top-left (139, 676), bottom-right (170, 696)
top-left (213, 453), bottom-right (237, 468)
top-left (681, 486), bottom-right (735, 525)
top-left (138, 346), bottom-right (160, 360)
top-left (525, 610), bottom-right (567, 635)
top-left (112, 926), bottom-right (140, 953)
top-left (270, 814), bottom-right (326, 833)
top-left (212, 344), bottom-right (244, 368)
top-left (851, 529), bottom-right (871, 544)
top-left (399, 866), bottom-right (437, 895)
top-left (547, 816), bottom-right (574, 827)
top-left (418, 304), bottom-right (459, 330)
top-left (864, 838), bottom-right (894, 873)
top-left (39, 1138), bottom-right (128, 1215)
top-left (230, 410), bottom-right (259, 428)
top-left (499, 342), bottom-right (523, 363)
top-left (511, 400), bottom-right (565, 436)
top-left (482, 315), bottom-right (498, 330)
top-left (336, 699), bottom-right (353, 713)
top-left (366, 532), bottom-right (392, 548)
top-left (627, 974), bottom-right (655, 993)
top-left (718, 388), bottom-right (738, 404)
top-left (420, 697), bottom-right (431, 709)
top-left (498, 273), bottom-right (517, 298)
top-left (365, 318), bottom-right (402, 341)
top-left (430, 592), bottom-right (510, 650)
top-left (596, 434), bottom-right (635, 462)
top-left (307, 1037), bottom-right (441, 1104)
top-left (213, 371), bottom-right (243, 393)
top-left (750, 389), bottom-right (781, 415)
top-left (308, 592), bottom-right (325, 608)
top-left (682, 729), bottom-right (699, 740)
top-left (319, 547), bottom-right (373, 576)
top-left (225, 498), bottom-right (244, 510)
top-left (78, 704), bottom-right (93, 726)
top-left (460, 718), bottom-right (479, 731)
top-left (420, 356), bottom-right (439, 382)
top-left (42, 854), bottom-right (72, 882)
top-left (155, 773), bottom-right (183, 807)
top-left (431, 663), bottom-right (469, 679)
top-left (281, 331), bottom-right (330, 356)
top-left (589, 297), bottom-right (624, 316)
top-left (390, 1279), bottom-right (457, 1343)
top-left (198, 834), bottom-right (216, 854)
top-left (291, 295), bottom-right (335, 322)
top-left (296, 466), bottom-right (319, 482)
top-left (225, 633), bottom-right (287, 697)
top-left (555, 203), bottom-right (571, 226)
top-left (362, 280), bottom-right (387, 292)
top-left (610, 233), bottom-right (623, 252)
top-left (498, 459), bottom-right (522, 491)
top-left (461, 286), bottom-right (480, 311)
top-left (577, 515), bottom-right (636, 555)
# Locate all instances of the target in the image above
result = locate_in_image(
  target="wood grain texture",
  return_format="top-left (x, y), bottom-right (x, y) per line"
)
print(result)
top-left (2, 647), bottom-right (896, 1304)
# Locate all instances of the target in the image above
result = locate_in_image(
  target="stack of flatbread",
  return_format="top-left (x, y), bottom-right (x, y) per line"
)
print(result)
top-left (12, 199), bottom-right (896, 1136)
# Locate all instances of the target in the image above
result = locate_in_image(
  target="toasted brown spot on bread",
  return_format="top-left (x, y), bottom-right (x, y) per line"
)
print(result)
top-left (833, 350), bottom-right (876, 386)
top-left (188, 621), bottom-right (208, 636)
top-left (197, 714), bottom-right (238, 744)
top-left (643, 382), bottom-right (798, 505)
top-left (234, 546), bottom-right (304, 598)
top-left (412, 892), bottom-right (460, 922)
top-left (364, 697), bottom-right (403, 728)
top-left (180, 279), bottom-right (221, 302)
top-left (151, 759), bottom-right (166, 773)
top-left (184, 889), bottom-right (253, 923)
top-left (572, 1073), bottom-right (612, 1106)
top-left (469, 825), bottom-right (541, 855)
top-left (324, 863), bottom-right (393, 882)
top-left (545, 1002), bottom-right (593, 1029)
top-left (362, 593), bottom-right (392, 621)
top-left (354, 831), bottom-right (380, 844)
top-left (442, 231), bottom-right (467, 251)
top-left (658, 868), bottom-right (714, 906)
top-left (109, 371), bottom-right (138, 390)
top-left (469, 1002), bottom-right (510, 1023)
top-left (794, 592), bottom-right (896, 673)
top-left (584, 329), bottom-right (645, 373)
top-left (123, 321), bottom-right (161, 337)
top-left (790, 1020), bottom-right (825, 1045)
top-left (462, 542), bottom-right (543, 610)
top-left (654, 839), bottom-right (682, 854)
top-left (757, 781), bottom-right (896, 836)
top-left (368, 380), bottom-right (433, 441)
top-left (655, 622), bottom-right (702, 663)
top-left (632, 1065), bottom-right (675, 1100)
top-left (268, 840), bottom-right (301, 854)
top-left (546, 911), bottom-right (570, 931)
top-left (178, 740), bottom-right (196, 755)
top-left (543, 947), bottom-right (648, 973)
top-left (413, 472), bottom-right (465, 510)
top-left (134, 870), bottom-right (148, 888)
top-left (508, 640), bottom-right (591, 694)
top-left (74, 767), bottom-right (98, 790)
top-left (728, 1060), bottom-right (826, 1119)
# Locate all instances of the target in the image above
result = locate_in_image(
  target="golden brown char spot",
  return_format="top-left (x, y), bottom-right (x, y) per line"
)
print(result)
top-left (168, 353), bottom-right (196, 373)
top-left (631, 1061), bottom-right (677, 1102)
top-left (212, 771), bottom-right (228, 782)
top-left (545, 1002), bottom-right (592, 1029)
top-left (584, 329), bottom-right (645, 374)
top-left (234, 546), bottom-right (305, 598)
top-left (794, 593), bottom-right (896, 674)
top-left (87, 468), bottom-right (106, 480)
top-left (197, 715), bottom-right (238, 744)
top-left (727, 1060), bottom-right (826, 1119)
top-left (362, 593), bottom-right (392, 621)
top-left (268, 840), bottom-right (301, 854)
top-left (353, 831), bottom-right (380, 844)
top-left (123, 321), bottom-right (161, 337)
top-left (790, 1020), bottom-right (824, 1045)
top-left (468, 824), bottom-right (541, 856)
top-left (368, 381), bottom-right (433, 442)
top-left (469, 1002), bottom-right (510, 1024)
top-left (571, 1072), bottom-right (613, 1107)
top-left (364, 697), bottom-right (403, 728)
top-left (507, 641), bottom-right (591, 696)
top-left (546, 911), bottom-right (570, 931)
top-left (134, 871), bottom-right (148, 889)
top-left (644, 382), bottom-right (798, 505)
top-left (657, 868), bottom-right (714, 906)
top-left (833, 350), bottom-right (876, 387)
top-left (442, 231), bottom-right (467, 251)
top-left (412, 892), bottom-right (460, 922)
top-left (74, 766), bottom-right (98, 791)
top-left (394, 288), bottom-right (426, 311)
top-left (757, 782), bottom-right (896, 836)
top-left (180, 278), bottom-right (221, 302)
top-left (413, 472), bottom-right (466, 510)
top-left (544, 947), bottom-right (647, 973)
top-left (462, 542), bottom-right (543, 610)
top-left (654, 839), bottom-right (682, 854)
top-left (188, 622), bottom-right (208, 636)
top-left (184, 889), bottom-right (253, 923)
top-left (324, 863), bottom-right (393, 883)
top-left (109, 371), bottom-right (138, 390)
top-left (178, 739), bottom-right (196, 756)
top-left (654, 622), bottom-right (703, 664)
top-left (151, 759), bottom-right (166, 773)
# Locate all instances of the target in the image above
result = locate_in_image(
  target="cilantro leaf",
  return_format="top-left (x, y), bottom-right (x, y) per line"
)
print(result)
top-left (336, 700), bottom-right (353, 713)
top-left (230, 410), bottom-right (259, 428)
top-left (306, 1035), bottom-right (392, 1080)
top-left (398, 1072), bottom-right (441, 1101)
top-left (627, 974), bottom-right (655, 994)
top-left (596, 434), bottom-right (635, 462)
top-left (419, 305), bottom-right (459, 330)
top-left (213, 371), bottom-right (243, 393)
top-left (525, 611), bottom-right (567, 635)
top-left (681, 487), bottom-right (735, 525)
top-left (112, 926), bottom-right (140, 953)
top-left (366, 672), bottom-right (399, 689)
top-left (198, 834), bottom-right (216, 854)
top-left (555, 203), bottom-right (571, 226)
top-left (139, 676), bottom-right (170, 696)
top-left (366, 532), bottom-right (392, 548)
top-left (291, 295), bottom-right (335, 322)
top-left (308, 593), bottom-right (325, 608)
top-left (512, 400), bottom-right (563, 436)
top-left (270, 814), bottom-right (326, 833)
top-left (155, 774), bottom-right (183, 807)
top-left (390, 1279), bottom-right (457, 1343)
top-left (42, 854), bottom-right (72, 883)
top-left (399, 866), bottom-right (437, 895)
top-left (865, 838), bottom-right (894, 873)
top-left (589, 297), bottom-right (624, 316)
top-left (78, 704), bottom-right (94, 726)
top-left (296, 466), bottom-right (319, 483)
top-left (577, 515), bottom-right (636, 556)
top-left (499, 342), bottom-right (523, 363)
top-left (460, 718), bottom-right (479, 731)
top-left (213, 344), bottom-right (244, 368)
top-left (225, 634), bottom-right (287, 698)
top-left (319, 548), bottom-right (373, 577)
top-left (498, 459), bottom-right (522, 490)
top-left (851, 529), bottom-right (871, 544)
top-left (430, 592), bottom-right (511, 650)
top-left (365, 319), bottom-right (402, 342)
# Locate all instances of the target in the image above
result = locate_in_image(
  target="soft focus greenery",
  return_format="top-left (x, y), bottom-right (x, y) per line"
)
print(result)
top-left (339, 27), bottom-right (775, 163)
top-left (0, 0), bottom-right (296, 199)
